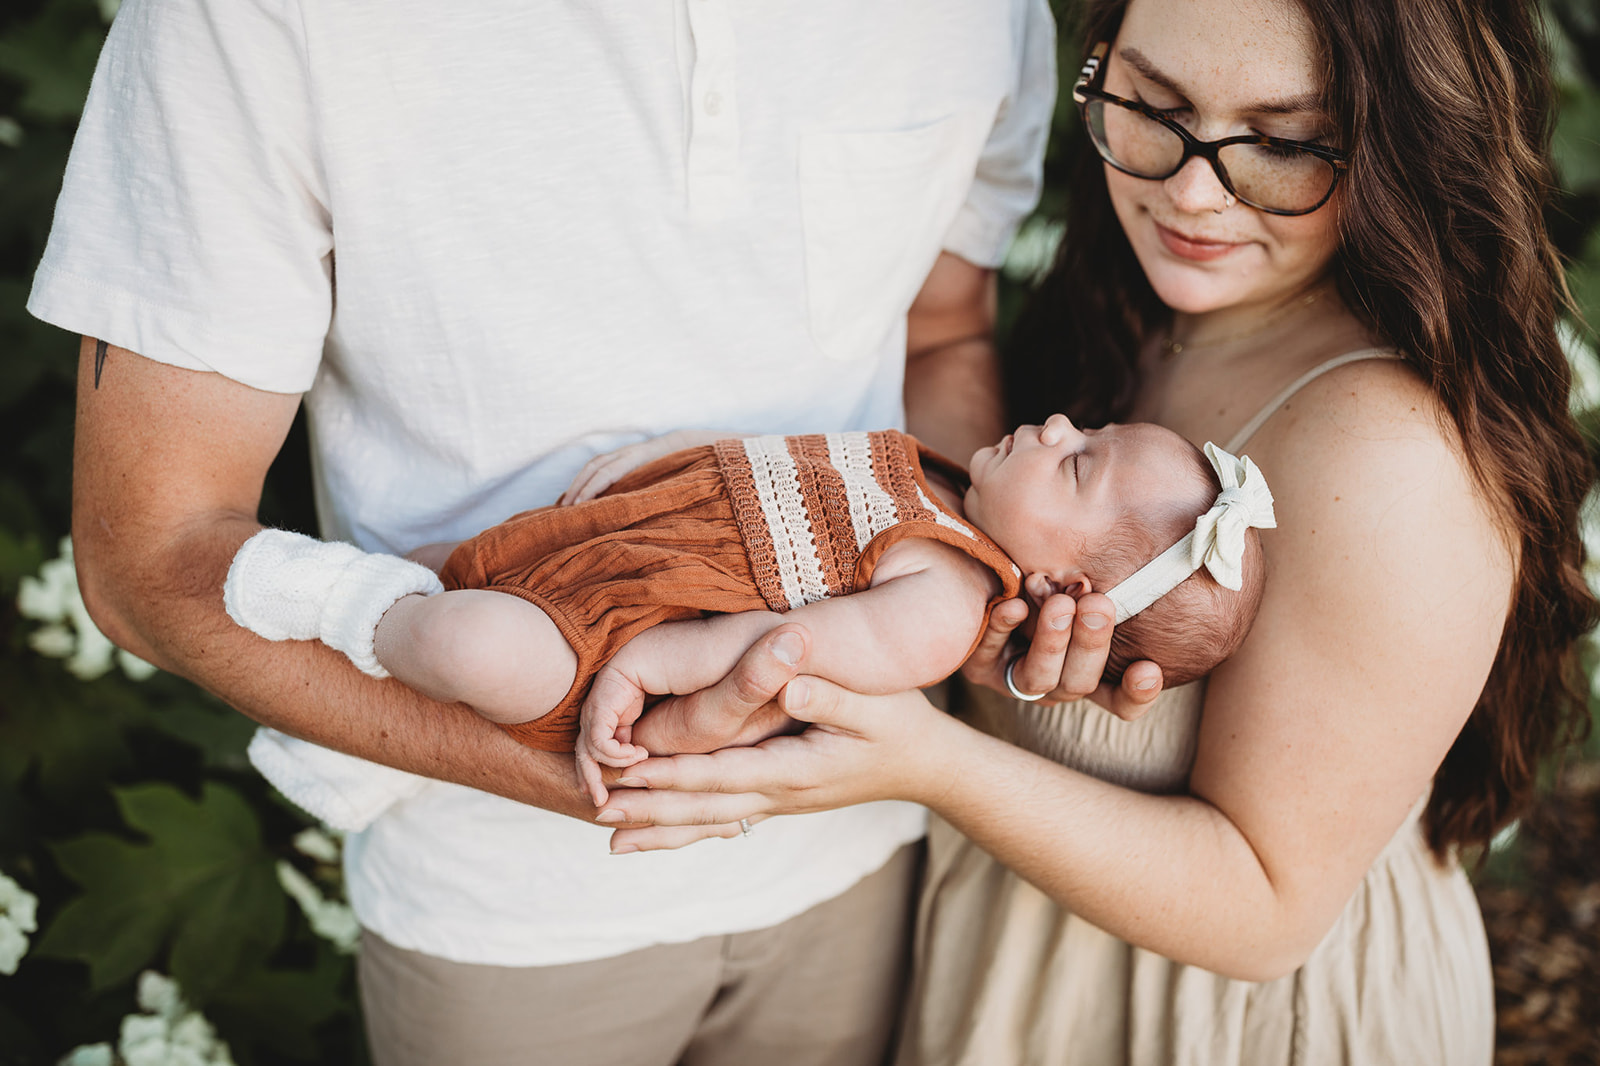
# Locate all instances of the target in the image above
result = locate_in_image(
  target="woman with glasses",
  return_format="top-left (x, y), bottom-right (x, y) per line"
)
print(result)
top-left (596, 0), bottom-right (1595, 1060)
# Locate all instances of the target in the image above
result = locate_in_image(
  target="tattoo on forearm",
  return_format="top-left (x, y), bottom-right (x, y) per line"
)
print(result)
top-left (93, 340), bottom-right (109, 388)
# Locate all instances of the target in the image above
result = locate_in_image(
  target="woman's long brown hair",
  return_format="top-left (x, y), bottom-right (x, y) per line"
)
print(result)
top-left (1008, 0), bottom-right (1599, 857)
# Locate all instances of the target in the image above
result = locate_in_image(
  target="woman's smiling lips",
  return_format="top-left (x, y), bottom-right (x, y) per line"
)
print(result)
top-left (1155, 222), bottom-right (1245, 262)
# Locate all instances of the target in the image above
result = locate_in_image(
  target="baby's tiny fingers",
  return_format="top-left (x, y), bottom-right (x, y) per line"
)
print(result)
top-left (596, 742), bottom-right (647, 768)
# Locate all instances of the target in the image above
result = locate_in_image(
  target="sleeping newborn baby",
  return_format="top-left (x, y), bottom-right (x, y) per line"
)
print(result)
top-left (226, 414), bottom-right (1275, 815)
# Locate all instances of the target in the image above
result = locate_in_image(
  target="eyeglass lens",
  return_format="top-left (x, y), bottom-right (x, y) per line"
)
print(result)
top-left (1087, 100), bottom-right (1336, 214)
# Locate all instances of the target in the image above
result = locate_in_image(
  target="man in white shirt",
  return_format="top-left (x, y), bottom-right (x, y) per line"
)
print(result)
top-left (30, 1), bottom-right (1054, 1062)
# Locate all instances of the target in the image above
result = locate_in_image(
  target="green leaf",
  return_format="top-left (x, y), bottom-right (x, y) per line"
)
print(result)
top-left (36, 783), bottom-right (285, 995)
top-left (1568, 227), bottom-right (1600, 338)
top-left (0, 1), bottom-right (107, 123)
top-left (39, 829), bottom-right (170, 990)
top-left (0, 657), bottom-right (144, 799)
top-left (1555, 80), bottom-right (1600, 194)
top-left (141, 688), bottom-right (257, 770)
top-left (208, 945), bottom-right (352, 1061)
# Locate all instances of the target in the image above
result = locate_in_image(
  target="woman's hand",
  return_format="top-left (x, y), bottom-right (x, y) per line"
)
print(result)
top-left (560, 429), bottom-right (744, 505)
top-left (962, 589), bottom-right (1165, 720)
top-left (599, 674), bottom-right (947, 853)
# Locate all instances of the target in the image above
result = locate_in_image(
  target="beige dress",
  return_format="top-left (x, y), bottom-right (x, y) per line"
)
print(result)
top-left (897, 352), bottom-right (1495, 1066)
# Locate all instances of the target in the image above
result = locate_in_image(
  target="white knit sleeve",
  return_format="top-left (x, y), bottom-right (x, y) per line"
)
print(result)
top-left (223, 529), bottom-right (444, 678)
top-left (248, 728), bottom-right (430, 832)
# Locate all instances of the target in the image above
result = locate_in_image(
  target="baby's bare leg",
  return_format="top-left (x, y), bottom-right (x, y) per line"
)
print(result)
top-left (373, 590), bottom-right (577, 725)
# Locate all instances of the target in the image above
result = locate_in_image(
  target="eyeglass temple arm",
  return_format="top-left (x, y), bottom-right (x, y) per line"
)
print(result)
top-left (1072, 42), bottom-right (1109, 104)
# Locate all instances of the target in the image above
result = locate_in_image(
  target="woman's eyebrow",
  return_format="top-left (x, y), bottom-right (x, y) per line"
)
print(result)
top-left (1117, 46), bottom-right (1325, 115)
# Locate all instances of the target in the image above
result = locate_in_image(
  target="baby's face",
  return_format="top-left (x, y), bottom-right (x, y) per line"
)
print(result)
top-left (965, 414), bottom-right (1197, 591)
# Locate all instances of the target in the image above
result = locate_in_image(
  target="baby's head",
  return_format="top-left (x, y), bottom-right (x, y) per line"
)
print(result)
top-left (965, 415), bottom-right (1268, 687)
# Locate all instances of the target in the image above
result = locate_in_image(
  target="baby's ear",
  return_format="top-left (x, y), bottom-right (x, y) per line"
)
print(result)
top-left (1023, 572), bottom-right (1060, 606)
top-left (1027, 571), bottom-right (1094, 602)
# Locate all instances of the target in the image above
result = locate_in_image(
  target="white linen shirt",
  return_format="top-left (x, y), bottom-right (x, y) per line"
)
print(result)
top-left (29, 0), bottom-right (1055, 965)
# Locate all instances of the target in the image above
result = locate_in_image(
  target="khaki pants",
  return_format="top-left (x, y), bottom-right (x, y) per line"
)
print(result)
top-left (359, 843), bottom-right (921, 1066)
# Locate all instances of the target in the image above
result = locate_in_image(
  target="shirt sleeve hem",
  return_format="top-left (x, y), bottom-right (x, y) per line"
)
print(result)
top-left (942, 205), bottom-right (1021, 270)
top-left (26, 262), bottom-right (320, 395)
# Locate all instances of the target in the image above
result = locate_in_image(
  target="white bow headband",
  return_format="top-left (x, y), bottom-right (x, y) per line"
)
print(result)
top-left (1103, 442), bottom-right (1276, 625)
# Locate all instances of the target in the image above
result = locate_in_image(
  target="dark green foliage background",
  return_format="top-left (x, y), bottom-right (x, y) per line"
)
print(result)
top-left (0, 1), bottom-right (1596, 1063)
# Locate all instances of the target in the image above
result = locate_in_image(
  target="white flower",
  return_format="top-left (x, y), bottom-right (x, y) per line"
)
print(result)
top-left (135, 971), bottom-right (183, 1020)
top-left (59, 972), bottom-right (233, 1066)
top-left (1001, 216), bottom-right (1066, 287)
top-left (1489, 821), bottom-right (1519, 852)
top-left (0, 870), bottom-right (39, 975)
top-left (118, 1013), bottom-right (169, 1062)
top-left (291, 827), bottom-right (342, 865)
top-left (118, 650), bottom-right (159, 681)
top-left (1583, 490), bottom-right (1600, 603)
top-left (1563, 321), bottom-right (1600, 414)
top-left (17, 542), bottom-right (77, 622)
top-left (15, 537), bottom-right (158, 682)
top-left (28, 624), bottom-right (77, 657)
top-left (57, 1045), bottom-right (114, 1066)
top-left (276, 862), bottom-right (360, 954)
top-left (169, 1014), bottom-right (218, 1052)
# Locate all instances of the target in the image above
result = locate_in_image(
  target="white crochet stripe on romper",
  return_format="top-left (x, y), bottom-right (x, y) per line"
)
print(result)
top-left (916, 485), bottom-right (978, 541)
top-left (826, 430), bottom-right (900, 551)
top-left (743, 435), bottom-right (830, 610)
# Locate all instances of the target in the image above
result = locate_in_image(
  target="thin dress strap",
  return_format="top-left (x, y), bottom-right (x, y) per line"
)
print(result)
top-left (1224, 347), bottom-right (1402, 453)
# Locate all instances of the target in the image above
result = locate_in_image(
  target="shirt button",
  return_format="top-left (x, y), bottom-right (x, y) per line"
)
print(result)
top-left (703, 90), bottom-right (724, 116)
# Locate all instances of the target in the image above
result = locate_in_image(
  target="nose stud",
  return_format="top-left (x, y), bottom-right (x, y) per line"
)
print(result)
top-left (1214, 191), bottom-right (1237, 214)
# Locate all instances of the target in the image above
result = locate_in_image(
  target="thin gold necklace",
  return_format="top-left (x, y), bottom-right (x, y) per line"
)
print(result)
top-left (1160, 290), bottom-right (1322, 361)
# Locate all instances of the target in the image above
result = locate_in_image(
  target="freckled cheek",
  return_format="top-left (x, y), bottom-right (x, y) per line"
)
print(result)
top-left (1261, 202), bottom-right (1340, 274)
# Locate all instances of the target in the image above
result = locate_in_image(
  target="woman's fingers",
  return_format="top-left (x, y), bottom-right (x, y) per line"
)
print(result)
top-left (961, 592), bottom-right (1159, 709)
top-left (1006, 592), bottom-right (1076, 697)
top-left (959, 597), bottom-right (1030, 688)
top-left (604, 746), bottom-right (779, 795)
top-left (1042, 590), bottom-right (1115, 698)
top-left (598, 786), bottom-right (767, 828)
top-left (610, 820), bottom-right (760, 854)
top-left (1095, 659), bottom-right (1165, 721)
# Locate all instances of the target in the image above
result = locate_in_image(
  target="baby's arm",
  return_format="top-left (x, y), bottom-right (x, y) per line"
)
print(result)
top-left (576, 538), bottom-right (995, 803)
top-left (374, 589), bottom-right (578, 725)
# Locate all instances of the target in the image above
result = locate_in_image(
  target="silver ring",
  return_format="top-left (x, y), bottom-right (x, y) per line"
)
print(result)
top-left (1004, 659), bottom-right (1050, 702)
top-left (739, 818), bottom-right (753, 837)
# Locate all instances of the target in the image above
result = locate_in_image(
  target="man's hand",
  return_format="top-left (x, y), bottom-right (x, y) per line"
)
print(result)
top-left (629, 626), bottom-right (810, 757)
top-left (961, 590), bottom-right (1165, 720)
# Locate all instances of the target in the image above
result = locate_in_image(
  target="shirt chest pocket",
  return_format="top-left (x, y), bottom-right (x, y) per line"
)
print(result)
top-left (797, 112), bottom-right (988, 363)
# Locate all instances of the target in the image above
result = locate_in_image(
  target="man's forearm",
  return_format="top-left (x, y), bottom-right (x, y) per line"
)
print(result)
top-left (70, 341), bottom-right (598, 820)
top-left (904, 335), bottom-right (1005, 460)
top-left (903, 253), bottom-right (1005, 460)
top-left (81, 514), bottom-right (598, 817)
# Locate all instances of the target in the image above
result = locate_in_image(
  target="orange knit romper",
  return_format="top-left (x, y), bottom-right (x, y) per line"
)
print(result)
top-left (440, 430), bottom-right (1021, 751)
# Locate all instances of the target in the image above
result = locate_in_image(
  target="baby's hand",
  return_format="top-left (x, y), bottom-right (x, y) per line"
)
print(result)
top-left (575, 666), bottom-right (653, 806)
top-left (560, 430), bottom-right (743, 505)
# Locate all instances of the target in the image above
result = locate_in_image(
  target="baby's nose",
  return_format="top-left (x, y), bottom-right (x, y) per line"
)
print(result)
top-left (1039, 413), bottom-right (1077, 445)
